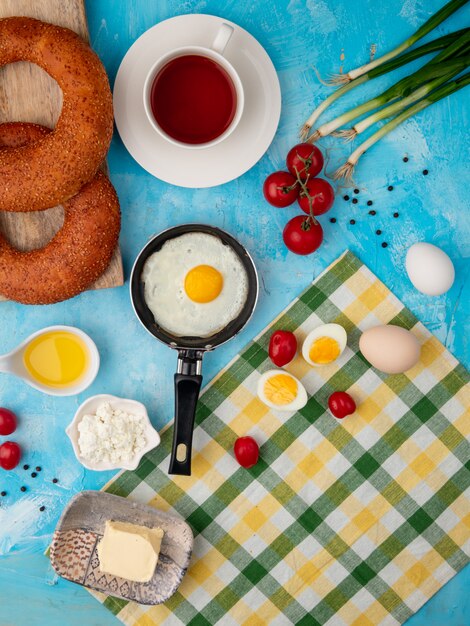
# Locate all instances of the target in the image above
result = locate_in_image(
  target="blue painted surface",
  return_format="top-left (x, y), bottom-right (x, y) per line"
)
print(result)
top-left (0, 0), bottom-right (469, 624)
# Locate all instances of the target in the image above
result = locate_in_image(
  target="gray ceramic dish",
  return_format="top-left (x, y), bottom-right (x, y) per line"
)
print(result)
top-left (50, 491), bottom-right (193, 605)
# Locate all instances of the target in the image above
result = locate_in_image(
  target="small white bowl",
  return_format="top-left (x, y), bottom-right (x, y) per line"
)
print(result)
top-left (0, 325), bottom-right (100, 397)
top-left (66, 394), bottom-right (161, 471)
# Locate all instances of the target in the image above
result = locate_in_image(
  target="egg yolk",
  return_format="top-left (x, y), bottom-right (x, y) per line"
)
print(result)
top-left (184, 265), bottom-right (223, 303)
top-left (263, 374), bottom-right (298, 406)
top-left (309, 336), bottom-right (340, 364)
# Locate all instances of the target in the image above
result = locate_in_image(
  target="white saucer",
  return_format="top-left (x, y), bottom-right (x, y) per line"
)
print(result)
top-left (113, 14), bottom-right (281, 188)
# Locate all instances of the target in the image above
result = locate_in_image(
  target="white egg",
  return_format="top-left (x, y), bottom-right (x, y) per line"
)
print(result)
top-left (142, 233), bottom-right (249, 337)
top-left (257, 369), bottom-right (307, 412)
top-left (405, 242), bottom-right (455, 296)
top-left (302, 323), bottom-right (347, 366)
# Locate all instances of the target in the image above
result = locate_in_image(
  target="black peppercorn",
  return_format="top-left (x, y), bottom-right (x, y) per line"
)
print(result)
top-left (387, 185), bottom-right (394, 191)
top-left (36, 466), bottom-right (41, 472)
top-left (393, 212), bottom-right (399, 218)
top-left (20, 486), bottom-right (26, 492)
top-left (343, 195), bottom-right (350, 201)
top-left (353, 188), bottom-right (359, 194)
top-left (369, 210), bottom-right (376, 216)
top-left (423, 169), bottom-right (429, 175)
top-left (52, 478), bottom-right (59, 484)
top-left (350, 219), bottom-right (356, 225)
top-left (330, 217), bottom-right (336, 223)
top-left (31, 472), bottom-right (37, 478)
top-left (1, 491), bottom-right (6, 497)
top-left (376, 229), bottom-right (382, 235)
top-left (403, 156), bottom-right (409, 162)
top-left (352, 198), bottom-right (358, 204)
top-left (23, 464), bottom-right (29, 470)
top-left (39, 506), bottom-right (46, 512)
top-left (382, 242), bottom-right (388, 248)
top-left (367, 200), bottom-right (373, 206)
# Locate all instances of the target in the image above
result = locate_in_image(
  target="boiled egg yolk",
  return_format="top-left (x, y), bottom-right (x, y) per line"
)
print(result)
top-left (263, 374), bottom-right (298, 406)
top-left (309, 336), bottom-right (340, 365)
top-left (184, 265), bottom-right (223, 303)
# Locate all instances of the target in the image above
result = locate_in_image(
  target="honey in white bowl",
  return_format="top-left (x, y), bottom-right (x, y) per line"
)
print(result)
top-left (23, 330), bottom-right (90, 388)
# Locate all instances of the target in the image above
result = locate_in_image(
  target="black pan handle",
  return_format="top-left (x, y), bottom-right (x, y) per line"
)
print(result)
top-left (168, 350), bottom-right (203, 476)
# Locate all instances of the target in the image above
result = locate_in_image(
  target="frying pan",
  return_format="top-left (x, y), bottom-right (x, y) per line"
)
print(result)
top-left (130, 224), bottom-right (258, 476)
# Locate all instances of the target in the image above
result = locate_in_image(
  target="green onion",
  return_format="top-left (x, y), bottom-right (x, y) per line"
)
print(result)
top-left (333, 72), bottom-right (470, 183)
top-left (307, 47), bottom-right (470, 143)
top-left (329, 0), bottom-right (469, 85)
top-left (299, 28), bottom-right (468, 139)
top-left (339, 67), bottom-right (463, 140)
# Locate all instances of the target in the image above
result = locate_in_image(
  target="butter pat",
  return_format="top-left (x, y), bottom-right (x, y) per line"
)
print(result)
top-left (97, 520), bottom-right (164, 582)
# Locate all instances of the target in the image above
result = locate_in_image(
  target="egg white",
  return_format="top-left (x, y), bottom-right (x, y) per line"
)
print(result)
top-left (142, 233), bottom-right (249, 337)
top-left (302, 323), bottom-right (347, 366)
top-left (257, 369), bottom-right (308, 412)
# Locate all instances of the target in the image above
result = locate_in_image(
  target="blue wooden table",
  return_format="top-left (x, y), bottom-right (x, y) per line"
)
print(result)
top-left (0, 1), bottom-right (468, 624)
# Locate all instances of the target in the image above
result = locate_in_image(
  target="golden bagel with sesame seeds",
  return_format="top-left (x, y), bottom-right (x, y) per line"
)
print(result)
top-left (0, 17), bottom-right (113, 212)
top-left (0, 123), bottom-right (120, 304)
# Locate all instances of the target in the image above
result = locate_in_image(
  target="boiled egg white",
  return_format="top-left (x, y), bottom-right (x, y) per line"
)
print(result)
top-left (302, 323), bottom-right (347, 366)
top-left (257, 370), bottom-right (307, 412)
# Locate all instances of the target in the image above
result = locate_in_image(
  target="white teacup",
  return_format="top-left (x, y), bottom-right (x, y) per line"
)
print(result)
top-left (143, 23), bottom-right (244, 149)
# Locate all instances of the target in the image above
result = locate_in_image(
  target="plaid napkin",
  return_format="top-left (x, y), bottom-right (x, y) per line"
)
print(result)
top-left (91, 250), bottom-right (470, 626)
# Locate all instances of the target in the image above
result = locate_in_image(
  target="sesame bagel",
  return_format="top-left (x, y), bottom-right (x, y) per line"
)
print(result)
top-left (0, 123), bottom-right (120, 304)
top-left (0, 17), bottom-right (113, 212)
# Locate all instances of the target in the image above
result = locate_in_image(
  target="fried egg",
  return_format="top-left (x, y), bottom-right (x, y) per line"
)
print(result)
top-left (302, 323), bottom-right (347, 366)
top-left (257, 370), bottom-right (307, 412)
top-left (142, 232), bottom-right (249, 337)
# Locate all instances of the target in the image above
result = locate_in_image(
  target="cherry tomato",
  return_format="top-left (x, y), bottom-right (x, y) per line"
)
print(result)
top-left (328, 392), bottom-right (356, 419)
top-left (286, 143), bottom-right (324, 180)
top-left (0, 408), bottom-right (17, 436)
top-left (234, 436), bottom-right (259, 469)
top-left (298, 178), bottom-right (335, 216)
top-left (283, 215), bottom-right (323, 255)
top-left (269, 330), bottom-right (297, 367)
top-left (263, 171), bottom-right (299, 207)
top-left (0, 441), bottom-right (21, 470)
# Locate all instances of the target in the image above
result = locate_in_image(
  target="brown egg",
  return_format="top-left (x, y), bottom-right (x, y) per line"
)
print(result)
top-left (359, 325), bottom-right (421, 374)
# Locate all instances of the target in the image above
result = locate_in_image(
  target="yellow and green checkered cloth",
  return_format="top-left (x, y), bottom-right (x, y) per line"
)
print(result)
top-left (92, 250), bottom-right (470, 625)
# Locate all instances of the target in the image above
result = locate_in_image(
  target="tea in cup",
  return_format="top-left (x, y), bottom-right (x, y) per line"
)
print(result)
top-left (143, 24), bottom-right (244, 148)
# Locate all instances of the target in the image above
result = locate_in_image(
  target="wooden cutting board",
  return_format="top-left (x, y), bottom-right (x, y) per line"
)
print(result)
top-left (0, 0), bottom-right (124, 301)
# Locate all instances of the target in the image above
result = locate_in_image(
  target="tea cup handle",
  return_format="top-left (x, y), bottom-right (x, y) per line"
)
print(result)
top-left (211, 23), bottom-right (234, 56)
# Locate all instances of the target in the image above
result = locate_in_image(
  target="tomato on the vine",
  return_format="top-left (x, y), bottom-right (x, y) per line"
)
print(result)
top-left (263, 171), bottom-right (299, 207)
top-left (0, 441), bottom-right (21, 470)
top-left (298, 178), bottom-right (335, 216)
top-left (269, 330), bottom-right (297, 367)
top-left (286, 143), bottom-right (324, 180)
top-left (283, 215), bottom-right (323, 255)
top-left (0, 408), bottom-right (17, 436)
top-left (234, 436), bottom-right (259, 469)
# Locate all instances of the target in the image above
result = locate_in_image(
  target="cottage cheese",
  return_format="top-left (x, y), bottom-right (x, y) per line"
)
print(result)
top-left (77, 402), bottom-right (146, 465)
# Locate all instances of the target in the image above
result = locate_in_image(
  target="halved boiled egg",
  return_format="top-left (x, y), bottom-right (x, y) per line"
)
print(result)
top-left (257, 370), bottom-right (308, 412)
top-left (302, 323), bottom-right (347, 366)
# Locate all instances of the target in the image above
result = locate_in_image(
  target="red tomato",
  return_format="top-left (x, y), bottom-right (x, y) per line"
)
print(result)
top-left (0, 441), bottom-right (21, 470)
top-left (298, 178), bottom-right (335, 216)
top-left (286, 143), bottom-right (324, 180)
top-left (263, 171), bottom-right (299, 207)
top-left (269, 330), bottom-right (297, 367)
top-left (328, 392), bottom-right (356, 419)
top-left (0, 408), bottom-right (17, 436)
top-left (234, 436), bottom-right (259, 469)
top-left (283, 215), bottom-right (323, 255)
